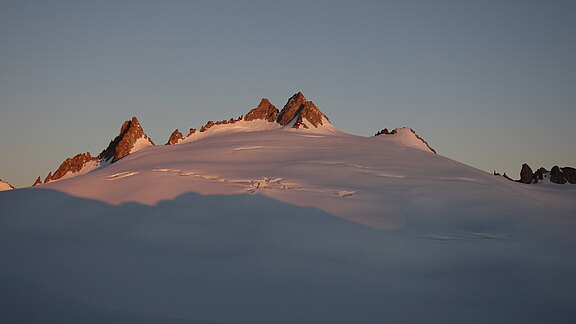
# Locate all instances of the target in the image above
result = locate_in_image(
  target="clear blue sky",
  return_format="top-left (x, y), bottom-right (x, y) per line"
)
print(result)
top-left (1, 0), bottom-right (575, 187)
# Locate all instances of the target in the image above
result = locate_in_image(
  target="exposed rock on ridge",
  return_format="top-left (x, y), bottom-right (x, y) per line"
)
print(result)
top-left (244, 98), bottom-right (278, 122)
top-left (169, 93), bottom-right (331, 144)
top-left (44, 152), bottom-right (99, 183)
top-left (277, 92), bottom-right (329, 129)
top-left (166, 129), bottom-right (184, 145)
top-left (497, 163), bottom-right (576, 184)
top-left (38, 117), bottom-right (154, 187)
top-left (99, 117), bottom-right (155, 163)
top-left (32, 176), bottom-right (42, 186)
top-left (519, 163), bottom-right (534, 184)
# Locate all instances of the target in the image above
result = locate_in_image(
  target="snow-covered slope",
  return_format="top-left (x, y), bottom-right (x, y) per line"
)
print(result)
top-left (0, 179), bottom-right (14, 191)
top-left (1, 96), bottom-right (576, 323)
top-left (375, 127), bottom-right (436, 153)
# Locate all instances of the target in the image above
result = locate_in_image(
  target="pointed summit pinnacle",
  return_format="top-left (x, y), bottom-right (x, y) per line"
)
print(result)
top-left (244, 98), bottom-right (279, 122)
top-left (99, 116), bottom-right (155, 163)
top-left (277, 92), bottom-right (329, 129)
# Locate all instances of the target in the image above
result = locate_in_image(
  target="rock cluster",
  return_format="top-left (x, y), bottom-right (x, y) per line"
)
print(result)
top-left (36, 117), bottom-right (155, 187)
top-left (167, 92), bottom-right (332, 143)
top-left (499, 163), bottom-right (576, 184)
top-left (99, 117), bottom-right (155, 163)
top-left (199, 116), bottom-right (242, 133)
top-left (44, 153), bottom-right (99, 183)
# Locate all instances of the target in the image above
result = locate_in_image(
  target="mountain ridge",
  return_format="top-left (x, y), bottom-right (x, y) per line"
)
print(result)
top-left (27, 92), bottom-right (436, 187)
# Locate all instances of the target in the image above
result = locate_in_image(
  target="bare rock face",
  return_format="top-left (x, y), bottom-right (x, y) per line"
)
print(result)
top-left (98, 117), bottom-right (155, 163)
top-left (244, 98), bottom-right (278, 122)
top-left (277, 92), bottom-right (307, 126)
top-left (561, 167), bottom-right (576, 184)
top-left (532, 167), bottom-right (548, 183)
top-left (375, 128), bottom-right (393, 136)
top-left (166, 129), bottom-right (184, 145)
top-left (519, 163), bottom-right (534, 184)
top-left (47, 152), bottom-right (99, 182)
top-left (187, 128), bottom-right (197, 136)
top-left (277, 92), bottom-right (329, 128)
top-left (550, 166), bottom-right (567, 184)
top-left (32, 176), bottom-right (42, 186)
top-left (44, 172), bottom-right (53, 184)
top-left (199, 116), bottom-right (242, 133)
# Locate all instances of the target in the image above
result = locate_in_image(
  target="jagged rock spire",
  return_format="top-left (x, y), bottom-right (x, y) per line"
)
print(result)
top-left (277, 92), bottom-right (329, 129)
top-left (99, 116), bottom-right (154, 163)
top-left (244, 98), bottom-right (278, 122)
top-left (32, 176), bottom-right (42, 186)
top-left (166, 129), bottom-right (184, 145)
top-left (46, 153), bottom-right (99, 182)
top-left (519, 163), bottom-right (534, 184)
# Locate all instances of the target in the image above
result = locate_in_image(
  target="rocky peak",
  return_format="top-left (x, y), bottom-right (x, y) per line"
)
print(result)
top-left (166, 129), bottom-right (184, 145)
top-left (519, 163), bottom-right (534, 184)
top-left (277, 92), bottom-right (329, 129)
top-left (98, 116), bottom-right (155, 163)
top-left (561, 167), bottom-right (576, 184)
top-left (32, 176), bottom-right (42, 186)
top-left (550, 166), bottom-right (567, 184)
top-left (46, 152), bottom-right (99, 182)
top-left (244, 98), bottom-right (278, 122)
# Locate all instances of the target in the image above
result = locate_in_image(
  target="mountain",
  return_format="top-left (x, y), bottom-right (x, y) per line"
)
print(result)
top-left (244, 98), bottom-right (278, 122)
top-left (277, 92), bottom-right (330, 129)
top-left (2, 92), bottom-right (576, 323)
top-left (0, 179), bottom-right (14, 191)
top-left (98, 116), bottom-right (155, 163)
top-left (36, 116), bottom-right (155, 186)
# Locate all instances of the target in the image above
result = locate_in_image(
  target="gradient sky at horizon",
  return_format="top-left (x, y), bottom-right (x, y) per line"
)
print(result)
top-left (1, 0), bottom-right (575, 187)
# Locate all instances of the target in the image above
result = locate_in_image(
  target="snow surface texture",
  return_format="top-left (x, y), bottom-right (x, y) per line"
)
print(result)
top-left (0, 180), bottom-right (14, 191)
top-left (375, 127), bottom-right (435, 153)
top-left (1, 124), bottom-right (576, 323)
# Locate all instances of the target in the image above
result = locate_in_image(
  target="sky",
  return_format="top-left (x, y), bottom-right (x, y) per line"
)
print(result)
top-left (1, 0), bottom-right (575, 188)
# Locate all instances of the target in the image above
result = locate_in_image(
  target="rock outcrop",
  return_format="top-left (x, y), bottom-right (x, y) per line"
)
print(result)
top-left (561, 167), bottom-right (576, 184)
top-left (32, 176), bottom-right (42, 186)
top-left (497, 163), bottom-right (576, 185)
top-left (244, 98), bottom-right (278, 122)
top-left (277, 92), bottom-right (329, 129)
top-left (99, 117), bottom-right (155, 163)
top-left (533, 167), bottom-right (548, 183)
top-left (550, 166), bottom-right (567, 184)
top-left (519, 163), bottom-right (534, 184)
top-left (199, 116), bottom-right (242, 133)
top-left (39, 117), bottom-right (155, 185)
top-left (45, 152), bottom-right (99, 182)
top-left (166, 129), bottom-right (184, 145)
